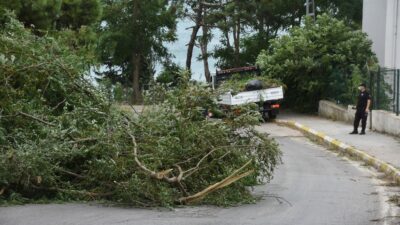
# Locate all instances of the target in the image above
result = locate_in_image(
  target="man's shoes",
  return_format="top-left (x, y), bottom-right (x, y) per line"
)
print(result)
top-left (349, 131), bottom-right (358, 134)
top-left (359, 131), bottom-right (366, 135)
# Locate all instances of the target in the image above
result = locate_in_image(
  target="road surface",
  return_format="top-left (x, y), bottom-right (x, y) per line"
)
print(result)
top-left (0, 123), bottom-right (398, 225)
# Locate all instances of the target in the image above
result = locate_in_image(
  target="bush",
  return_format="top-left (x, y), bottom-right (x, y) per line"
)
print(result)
top-left (256, 14), bottom-right (377, 112)
top-left (0, 15), bottom-right (281, 206)
top-left (156, 63), bottom-right (185, 87)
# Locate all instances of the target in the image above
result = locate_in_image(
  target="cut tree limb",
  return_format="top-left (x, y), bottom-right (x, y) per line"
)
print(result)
top-left (18, 111), bottom-right (56, 127)
top-left (129, 133), bottom-right (183, 184)
top-left (183, 145), bottom-right (253, 179)
top-left (129, 132), bottom-right (255, 204)
top-left (179, 159), bottom-right (254, 204)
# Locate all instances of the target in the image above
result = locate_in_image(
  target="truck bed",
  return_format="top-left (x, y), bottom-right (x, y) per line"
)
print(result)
top-left (218, 86), bottom-right (284, 105)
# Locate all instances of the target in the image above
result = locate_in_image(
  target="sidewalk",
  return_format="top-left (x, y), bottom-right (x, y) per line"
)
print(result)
top-left (279, 112), bottom-right (400, 169)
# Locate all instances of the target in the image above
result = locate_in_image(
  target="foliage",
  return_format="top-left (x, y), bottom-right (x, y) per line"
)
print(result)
top-left (256, 14), bottom-right (377, 112)
top-left (0, 16), bottom-right (281, 206)
top-left (209, 0), bottom-right (363, 69)
top-left (98, 0), bottom-right (180, 103)
top-left (156, 63), bottom-right (185, 87)
top-left (0, 0), bottom-right (102, 31)
top-left (0, 1), bottom-right (102, 78)
top-left (57, 0), bottom-right (102, 30)
top-left (317, 0), bottom-right (363, 26)
top-left (97, 78), bottom-right (133, 103)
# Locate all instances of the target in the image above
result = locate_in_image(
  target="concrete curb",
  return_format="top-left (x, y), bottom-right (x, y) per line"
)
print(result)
top-left (276, 119), bottom-right (400, 184)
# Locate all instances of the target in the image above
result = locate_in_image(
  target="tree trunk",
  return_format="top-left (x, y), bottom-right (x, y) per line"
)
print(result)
top-left (224, 16), bottom-right (231, 49)
top-left (131, 0), bottom-right (142, 104)
top-left (186, 4), bottom-right (203, 71)
top-left (233, 18), bottom-right (241, 67)
top-left (132, 54), bottom-right (142, 104)
top-left (200, 8), bottom-right (211, 83)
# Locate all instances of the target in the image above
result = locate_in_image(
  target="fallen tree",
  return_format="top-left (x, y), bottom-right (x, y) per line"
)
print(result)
top-left (0, 13), bottom-right (281, 206)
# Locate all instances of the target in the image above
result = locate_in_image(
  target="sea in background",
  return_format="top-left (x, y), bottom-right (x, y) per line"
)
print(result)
top-left (158, 18), bottom-right (221, 81)
top-left (91, 19), bottom-right (222, 84)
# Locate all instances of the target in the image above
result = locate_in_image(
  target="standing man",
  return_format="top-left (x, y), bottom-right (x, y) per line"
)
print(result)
top-left (350, 83), bottom-right (372, 135)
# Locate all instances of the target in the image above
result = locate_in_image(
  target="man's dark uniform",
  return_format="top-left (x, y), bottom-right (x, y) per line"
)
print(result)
top-left (353, 90), bottom-right (371, 134)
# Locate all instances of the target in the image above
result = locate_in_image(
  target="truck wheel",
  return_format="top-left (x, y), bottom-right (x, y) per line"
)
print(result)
top-left (268, 112), bottom-right (277, 120)
top-left (262, 112), bottom-right (268, 122)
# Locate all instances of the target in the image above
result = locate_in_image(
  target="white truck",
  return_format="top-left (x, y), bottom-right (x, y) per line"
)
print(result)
top-left (212, 66), bottom-right (284, 120)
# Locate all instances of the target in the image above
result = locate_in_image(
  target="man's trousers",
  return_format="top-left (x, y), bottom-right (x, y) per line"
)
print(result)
top-left (353, 111), bottom-right (368, 132)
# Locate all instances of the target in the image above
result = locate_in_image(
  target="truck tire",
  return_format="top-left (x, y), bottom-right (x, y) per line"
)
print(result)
top-left (268, 112), bottom-right (277, 120)
top-left (262, 112), bottom-right (269, 122)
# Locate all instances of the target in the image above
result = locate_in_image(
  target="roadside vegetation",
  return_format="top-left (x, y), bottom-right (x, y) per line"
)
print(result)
top-left (257, 15), bottom-right (378, 112)
top-left (0, 15), bottom-right (280, 206)
top-left (0, 0), bottom-right (377, 206)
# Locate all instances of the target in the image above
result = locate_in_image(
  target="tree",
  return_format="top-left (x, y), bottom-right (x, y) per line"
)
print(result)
top-left (56, 0), bottom-right (102, 30)
top-left (183, 0), bottom-right (222, 82)
top-left (317, 0), bottom-right (363, 26)
top-left (0, 0), bottom-right (102, 31)
top-left (211, 0), bottom-right (253, 68)
top-left (185, 0), bottom-right (203, 72)
top-left (256, 14), bottom-right (377, 112)
top-left (0, 0), bottom-right (102, 63)
top-left (156, 62), bottom-right (184, 86)
top-left (99, 0), bottom-right (179, 104)
top-left (0, 0), bottom-right (61, 30)
top-left (212, 0), bottom-right (363, 70)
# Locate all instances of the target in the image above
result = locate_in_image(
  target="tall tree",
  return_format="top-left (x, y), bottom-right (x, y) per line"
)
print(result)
top-left (0, 0), bottom-right (102, 31)
top-left (57, 0), bottom-right (103, 30)
top-left (256, 14), bottom-right (375, 112)
top-left (185, 0), bottom-right (203, 71)
top-left (199, 6), bottom-right (211, 82)
top-left (213, 0), bottom-right (362, 69)
top-left (318, 0), bottom-right (363, 26)
top-left (99, 0), bottom-right (179, 103)
top-left (212, 0), bottom-right (264, 68)
top-left (184, 0), bottom-right (221, 80)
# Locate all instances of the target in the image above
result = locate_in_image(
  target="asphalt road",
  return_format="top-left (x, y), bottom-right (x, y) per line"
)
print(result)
top-left (0, 124), bottom-right (398, 225)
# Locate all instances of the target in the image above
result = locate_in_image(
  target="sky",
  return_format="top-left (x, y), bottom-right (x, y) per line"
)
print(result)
top-left (157, 18), bottom-right (221, 81)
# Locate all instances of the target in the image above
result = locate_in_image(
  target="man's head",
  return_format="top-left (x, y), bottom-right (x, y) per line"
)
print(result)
top-left (358, 83), bottom-right (366, 92)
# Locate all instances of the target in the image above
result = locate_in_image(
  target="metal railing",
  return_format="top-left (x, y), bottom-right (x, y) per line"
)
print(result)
top-left (369, 67), bottom-right (400, 116)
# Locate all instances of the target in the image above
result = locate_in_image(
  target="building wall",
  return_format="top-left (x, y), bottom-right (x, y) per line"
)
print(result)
top-left (363, 0), bottom-right (388, 67)
top-left (363, 0), bottom-right (400, 69)
top-left (384, 0), bottom-right (400, 69)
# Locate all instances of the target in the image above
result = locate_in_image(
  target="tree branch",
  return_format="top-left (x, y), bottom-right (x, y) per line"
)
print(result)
top-left (183, 145), bottom-right (253, 179)
top-left (129, 133), bottom-right (183, 184)
top-left (56, 168), bottom-right (86, 179)
top-left (18, 111), bottom-right (56, 127)
top-left (179, 160), bottom-right (254, 204)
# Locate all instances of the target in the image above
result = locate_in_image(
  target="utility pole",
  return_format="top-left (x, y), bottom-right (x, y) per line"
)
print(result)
top-left (305, 0), bottom-right (316, 21)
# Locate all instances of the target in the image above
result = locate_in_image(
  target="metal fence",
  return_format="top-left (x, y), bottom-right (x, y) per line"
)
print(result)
top-left (369, 67), bottom-right (400, 116)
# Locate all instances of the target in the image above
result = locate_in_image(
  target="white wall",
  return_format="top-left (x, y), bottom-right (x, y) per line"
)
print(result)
top-left (363, 0), bottom-right (400, 69)
top-left (384, 0), bottom-right (400, 69)
top-left (363, 0), bottom-right (388, 67)
top-left (319, 100), bottom-right (400, 137)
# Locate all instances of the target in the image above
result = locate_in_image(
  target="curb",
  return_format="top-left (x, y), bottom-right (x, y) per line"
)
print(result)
top-left (276, 119), bottom-right (400, 184)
